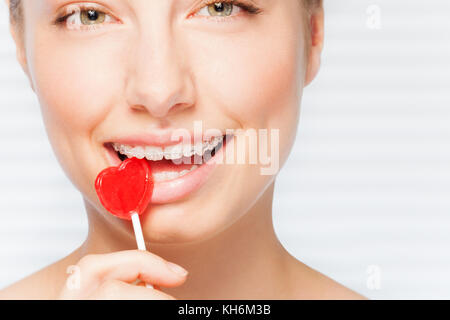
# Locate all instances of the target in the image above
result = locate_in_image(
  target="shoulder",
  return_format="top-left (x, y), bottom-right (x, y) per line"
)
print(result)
top-left (0, 271), bottom-right (48, 299)
top-left (0, 252), bottom-right (79, 300)
top-left (0, 264), bottom-right (61, 300)
top-left (306, 270), bottom-right (366, 300)
top-left (286, 258), bottom-right (366, 300)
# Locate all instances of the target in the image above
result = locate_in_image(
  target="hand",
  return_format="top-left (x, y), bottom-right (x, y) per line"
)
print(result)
top-left (59, 250), bottom-right (188, 300)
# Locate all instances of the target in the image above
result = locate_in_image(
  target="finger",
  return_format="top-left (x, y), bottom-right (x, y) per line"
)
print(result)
top-left (135, 281), bottom-right (162, 291)
top-left (133, 279), bottom-right (161, 290)
top-left (89, 280), bottom-right (176, 300)
top-left (76, 250), bottom-right (188, 289)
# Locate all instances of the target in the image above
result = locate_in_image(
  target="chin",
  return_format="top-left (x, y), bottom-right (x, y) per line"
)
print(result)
top-left (140, 205), bottom-right (228, 245)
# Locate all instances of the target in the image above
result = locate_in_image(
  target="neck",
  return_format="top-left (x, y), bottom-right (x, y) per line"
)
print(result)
top-left (78, 183), bottom-right (293, 299)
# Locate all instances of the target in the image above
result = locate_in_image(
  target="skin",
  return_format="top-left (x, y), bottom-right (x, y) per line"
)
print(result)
top-left (1, 0), bottom-right (364, 299)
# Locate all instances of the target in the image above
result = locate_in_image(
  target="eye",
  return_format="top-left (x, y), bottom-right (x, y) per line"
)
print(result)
top-left (54, 4), bottom-right (118, 30)
top-left (198, 2), bottom-right (236, 17)
top-left (194, 1), bottom-right (262, 18)
top-left (79, 9), bottom-right (107, 25)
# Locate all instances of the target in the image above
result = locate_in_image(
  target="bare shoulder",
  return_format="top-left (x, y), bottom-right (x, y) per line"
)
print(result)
top-left (0, 253), bottom-right (78, 300)
top-left (286, 257), bottom-right (366, 300)
top-left (304, 267), bottom-right (366, 300)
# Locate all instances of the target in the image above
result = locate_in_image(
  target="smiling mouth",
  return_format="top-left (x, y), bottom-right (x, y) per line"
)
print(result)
top-left (106, 134), bottom-right (229, 183)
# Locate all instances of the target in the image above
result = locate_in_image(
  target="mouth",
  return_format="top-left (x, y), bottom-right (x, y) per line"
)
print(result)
top-left (104, 134), bottom-right (232, 204)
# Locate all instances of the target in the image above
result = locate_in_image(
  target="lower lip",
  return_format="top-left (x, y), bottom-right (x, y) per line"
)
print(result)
top-left (104, 137), bottom-right (230, 204)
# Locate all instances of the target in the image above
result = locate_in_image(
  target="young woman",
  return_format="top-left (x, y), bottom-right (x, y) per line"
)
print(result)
top-left (1, 0), bottom-right (364, 299)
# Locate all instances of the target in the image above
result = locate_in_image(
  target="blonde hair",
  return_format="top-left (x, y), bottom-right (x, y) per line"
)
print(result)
top-left (304, 0), bottom-right (323, 10)
top-left (9, 0), bottom-right (22, 25)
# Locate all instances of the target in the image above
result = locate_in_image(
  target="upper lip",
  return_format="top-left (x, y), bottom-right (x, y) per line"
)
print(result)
top-left (106, 129), bottom-right (227, 147)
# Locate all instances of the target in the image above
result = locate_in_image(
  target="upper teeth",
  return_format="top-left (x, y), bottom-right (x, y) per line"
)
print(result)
top-left (113, 136), bottom-right (224, 161)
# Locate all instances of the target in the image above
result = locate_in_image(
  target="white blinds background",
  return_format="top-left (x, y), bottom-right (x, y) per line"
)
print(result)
top-left (1, 1), bottom-right (450, 299)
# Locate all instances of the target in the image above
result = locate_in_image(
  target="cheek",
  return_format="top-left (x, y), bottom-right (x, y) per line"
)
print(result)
top-left (189, 26), bottom-right (305, 163)
top-left (29, 32), bottom-right (124, 140)
top-left (190, 28), bottom-right (304, 128)
top-left (26, 30), bottom-right (128, 191)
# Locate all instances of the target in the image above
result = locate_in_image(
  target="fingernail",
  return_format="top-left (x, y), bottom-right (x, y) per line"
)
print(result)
top-left (167, 262), bottom-right (188, 276)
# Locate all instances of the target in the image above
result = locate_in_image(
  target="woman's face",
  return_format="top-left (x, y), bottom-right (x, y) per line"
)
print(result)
top-left (17, 0), bottom-right (309, 243)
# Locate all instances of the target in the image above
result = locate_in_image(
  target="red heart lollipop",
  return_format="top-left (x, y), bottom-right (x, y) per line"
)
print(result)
top-left (95, 157), bottom-right (153, 220)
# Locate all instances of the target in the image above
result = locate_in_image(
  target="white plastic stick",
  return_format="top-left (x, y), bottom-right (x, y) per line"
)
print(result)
top-left (131, 212), bottom-right (154, 289)
top-left (131, 212), bottom-right (146, 250)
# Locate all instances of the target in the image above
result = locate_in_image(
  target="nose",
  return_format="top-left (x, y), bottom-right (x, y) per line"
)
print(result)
top-left (125, 22), bottom-right (195, 119)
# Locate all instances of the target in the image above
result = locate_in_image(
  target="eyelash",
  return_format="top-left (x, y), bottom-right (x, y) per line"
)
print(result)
top-left (197, 0), bottom-right (263, 16)
top-left (53, 3), bottom-right (114, 31)
top-left (53, 0), bottom-right (262, 30)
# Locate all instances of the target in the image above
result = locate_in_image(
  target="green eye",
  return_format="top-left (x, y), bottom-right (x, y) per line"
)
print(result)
top-left (80, 9), bottom-right (106, 25)
top-left (206, 3), bottom-right (234, 17)
top-left (54, 4), bottom-right (118, 31)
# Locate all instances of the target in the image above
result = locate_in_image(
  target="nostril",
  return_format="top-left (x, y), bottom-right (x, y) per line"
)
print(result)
top-left (170, 102), bottom-right (192, 114)
top-left (130, 104), bottom-right (148, 113)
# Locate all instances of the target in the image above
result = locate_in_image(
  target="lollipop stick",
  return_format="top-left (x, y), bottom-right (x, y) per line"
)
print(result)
top-left (130, 212), bottom-right (154, 289)
top-left (131, 212), bottom-right (146, 250)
